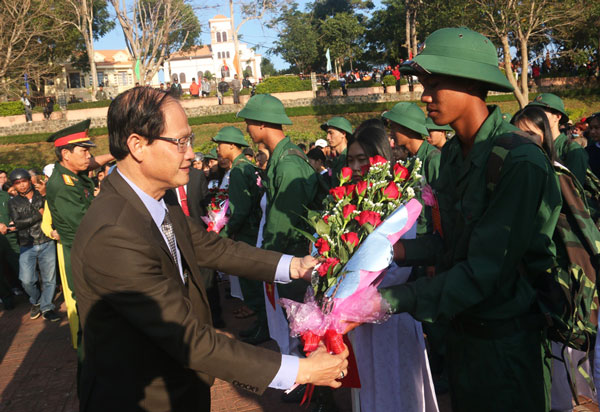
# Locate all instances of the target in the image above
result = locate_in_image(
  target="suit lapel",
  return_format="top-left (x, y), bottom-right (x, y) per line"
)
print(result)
top-left (107, 172), bottom-right (187, 286)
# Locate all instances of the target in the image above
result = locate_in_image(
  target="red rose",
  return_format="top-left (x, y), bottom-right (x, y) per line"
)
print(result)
top-left (393, 163), bottom-right (409, 180)
top-left (345, 184), bottom-right (356, 198)
top-left (342, 204), bottom-right (357, 219)
top-left (360, 164), bottom-right (370, 176)
top-left (317, 257), bottom-right (340, 277)
top-left (382, 181), bottom-right (400, 200)
top-left (323, 215), bottom-right (330, 223)
top-left (341, 232), bottom-right (359, 248)
top-left (355, 210), bottom-right (382, 227)
top-left (369, 155), bottom-right (388, 166)
top-left (355, 180), bottom-right (368, 196)
top-left (329, 186), bottom-right (346, 201)
top-left (315, 237), bottom-right (330, 254)
top-left (340, 167), bottom-right (353, 183)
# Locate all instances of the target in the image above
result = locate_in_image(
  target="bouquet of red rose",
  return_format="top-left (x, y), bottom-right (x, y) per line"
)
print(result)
top-left (280, 155), bottom-right (423, 394)
top-left (200, 188), bottom-right (229, 233)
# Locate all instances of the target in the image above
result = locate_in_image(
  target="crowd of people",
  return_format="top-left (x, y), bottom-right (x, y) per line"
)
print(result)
top-left (3, 26), bottom-right (600, 412)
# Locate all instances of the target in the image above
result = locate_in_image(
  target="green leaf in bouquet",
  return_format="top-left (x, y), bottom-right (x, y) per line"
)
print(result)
top-left (327, 276), bottom-right (338, 289)
top-left (294, 227), bottom-right (319, 245)
top-left (337, 243), bottom-right (350, 263)
top-left (306, 209), bottom-right (322, 224)
top-left (362, 222), bottom-right (375, 234)
top-left (315, 219), bottom-right (331, 236)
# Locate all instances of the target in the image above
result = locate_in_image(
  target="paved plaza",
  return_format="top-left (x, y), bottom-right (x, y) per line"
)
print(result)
top-left (0, 283), bottom-right (597, 412)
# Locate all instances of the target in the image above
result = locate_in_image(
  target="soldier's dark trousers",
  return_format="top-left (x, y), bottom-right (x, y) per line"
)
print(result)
top-left (447, 326), bottom-right (551, 412)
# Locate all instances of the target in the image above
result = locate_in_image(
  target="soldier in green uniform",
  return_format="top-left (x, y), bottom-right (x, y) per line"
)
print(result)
top-left (527, 93), bottom-right (589, 185)
top-left (383, 102), bottom-right (440, 236)
top-left (321, 116), bottom-right (353, 186)
top-left (238, 94), bottom-right (318, 301)
top-left (45, 119), bottom-right (114, 348)
top-left (425, 116), bottom-right (453, 149)
top-left (213, 126), bottom-right (268, 344)
top-left (378, 28), bottom-right (562, 411)
top-left (0, 189), bottom-right (17, 309)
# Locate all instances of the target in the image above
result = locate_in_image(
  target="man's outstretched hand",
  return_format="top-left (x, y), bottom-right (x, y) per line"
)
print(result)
top-left (290, 255), bottom-right (321, 282)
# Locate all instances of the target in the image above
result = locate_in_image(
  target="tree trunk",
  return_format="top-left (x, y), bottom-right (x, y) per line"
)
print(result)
top-left (500, 35), bottom-right (527, 108)
top-left (230, 0), bottom-right (241, 76)
top-left (410, 7), bottom-right (417, 59)
top-left (82, 0), bottom-right (97, 101)
top-left (405, 0), bottom-right (411, 59)
top-left (519, 35), bottom-right (529, 107)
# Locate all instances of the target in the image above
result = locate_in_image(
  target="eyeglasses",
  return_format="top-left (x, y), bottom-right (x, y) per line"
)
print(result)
top-left (155, 132), bottom-right (195, 153)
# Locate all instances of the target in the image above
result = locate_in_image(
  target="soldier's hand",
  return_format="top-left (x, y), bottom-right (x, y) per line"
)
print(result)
top-left (50, 230), bottom-right (60, 241)
top-left (296, 342), bottom-right (349, 388)
top-left (0, 223), bottom-right (7, 235)
top-left (289, 255), bottom-right (321, 282)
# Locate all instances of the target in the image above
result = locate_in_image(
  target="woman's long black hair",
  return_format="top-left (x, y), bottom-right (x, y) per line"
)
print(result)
top-left (511, 105), bottom-right (557, 162)
top-left (348, 119), bottom-right (393, 161)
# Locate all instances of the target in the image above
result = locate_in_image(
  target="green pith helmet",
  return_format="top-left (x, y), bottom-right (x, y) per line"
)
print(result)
top-left (400, 27), bottom-right (513, 92)
top-left (425, 117), bottom-right (453, 132)
top-left (382, 102), bottom-right (429, 137)
top-left (236, 94), bottom-right (292, 125)
top-left (320, 116), bottom-right (353, 135)
top-left (205, 148), bottom-right (218, 160)
top-left (211, 126), bottom-right (249, 147)
top-left (526, 93), bottom-right (569, 124)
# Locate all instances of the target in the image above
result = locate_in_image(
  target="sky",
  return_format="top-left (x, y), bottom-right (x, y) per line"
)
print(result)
top-left (94, 1), bottom-right (315, 72)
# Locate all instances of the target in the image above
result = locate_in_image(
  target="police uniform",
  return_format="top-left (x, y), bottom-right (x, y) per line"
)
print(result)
top-left (45, 120), bottom-right (96, 348)
top-left (382, 28), bottom-right (562, 411)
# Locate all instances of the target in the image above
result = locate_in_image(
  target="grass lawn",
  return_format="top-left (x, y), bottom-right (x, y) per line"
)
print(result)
top-left (2, 95), bottom-right (600, 172)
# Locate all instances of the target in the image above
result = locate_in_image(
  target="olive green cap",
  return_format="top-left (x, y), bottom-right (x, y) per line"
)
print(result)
top-left (211, 126), bottom-right (249, 147)
top-left (400, 27), bottom-right (513, 92)
top-left (425, 117), bottom-right (453, 132)
top-left (526, 93), bottom-right (569, 124)
top-left (205, 148), bottom-right (218, 160)
top-left (320, 116), bottom-right (353, 135)
top-left (382, 102), bottom-right (429, 137)
top-left (236, 94), bottom-right (292, 125)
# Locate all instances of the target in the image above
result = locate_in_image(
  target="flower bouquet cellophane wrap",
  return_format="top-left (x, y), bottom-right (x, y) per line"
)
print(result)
top-left (280, 155), bottom-right (423, 393)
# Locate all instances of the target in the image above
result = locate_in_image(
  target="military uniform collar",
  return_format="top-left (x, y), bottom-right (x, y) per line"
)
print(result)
top-left (446, 105), bottom-right (509, 169)
top-left (554, 133), bottom-right (568, 153)
top-left (268, 136), bottom-right (292, 167)
top-left (55, 161), bottom-right (89, 179)
top-left (232, 153), bottom-right (251, 168)
top-left (416, 140), bottom-right (435, 159)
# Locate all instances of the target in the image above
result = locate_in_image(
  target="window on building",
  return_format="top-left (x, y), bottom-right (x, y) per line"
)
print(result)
top-left (226, 51), bottom-right (230, 58)
top-left (69, 73), bottom-right (81, 88)
top-left (217, 52), bottom-right (221, 59)
top-left (172, 73), bottom-right (179, 82)
top-left (179, 73), bottom-right (186, 83)
top-left (117, 71), bottom-right (129, 86)
top-left (97, 71), bottom-right (104, 86)
top-left (216, 32), bottom-right (222, 42)
top-left (198, 71), bottom-right (203, 80)
top-left (222, 32), bottom-right (227, 42)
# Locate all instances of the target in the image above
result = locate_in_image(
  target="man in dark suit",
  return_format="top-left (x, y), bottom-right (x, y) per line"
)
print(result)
top-left (71, 87), bottom-right (348, 412)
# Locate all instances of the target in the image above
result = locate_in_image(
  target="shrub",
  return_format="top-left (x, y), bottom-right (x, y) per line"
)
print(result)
top-left (329, 80), bottom-right (341, 89)
top-left (0, 101), bottom-right (25, 116)
top-left (67, 100), bottom-right (112, 110)
top-left (347, 80), bottom-right (376, 89)
top-left (383, 75), bottom-right (397, 87)
top-left (255, 76), bottom-right (312, 94)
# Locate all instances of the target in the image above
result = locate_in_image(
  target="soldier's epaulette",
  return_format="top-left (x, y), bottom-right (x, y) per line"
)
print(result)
top-left (62, 174), bottom-right (76, 186)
